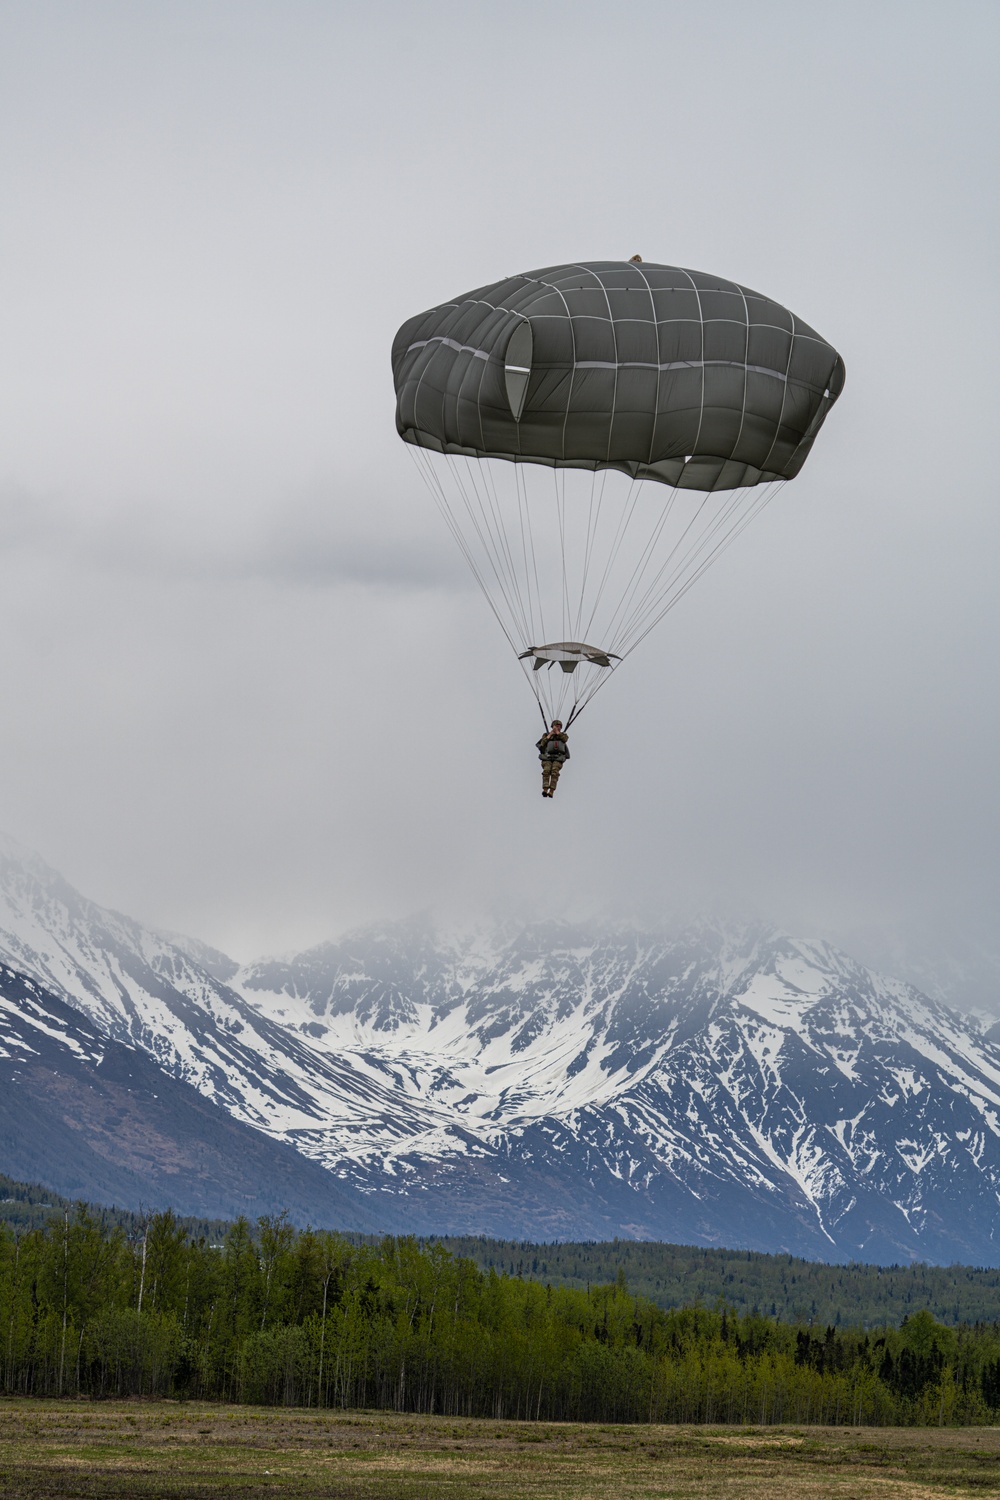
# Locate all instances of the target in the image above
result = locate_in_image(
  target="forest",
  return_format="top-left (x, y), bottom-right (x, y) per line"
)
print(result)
top-left (3, 1204), bottom-right (1000, 1426)
top-left (7, 1173), bottom-right (1000, 1330)
top-left (437, 1235), bottom-right (1000, 1328)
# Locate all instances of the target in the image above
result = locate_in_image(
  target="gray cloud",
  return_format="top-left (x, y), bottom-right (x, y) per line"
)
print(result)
top-left (0, 0), bottom-right (997, 1000)
top-left (0, 480), bottom-right (466, 590)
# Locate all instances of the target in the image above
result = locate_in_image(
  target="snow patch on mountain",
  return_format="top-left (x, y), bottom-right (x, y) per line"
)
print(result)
top-left (3, 839), bottom-right (1000, 1258)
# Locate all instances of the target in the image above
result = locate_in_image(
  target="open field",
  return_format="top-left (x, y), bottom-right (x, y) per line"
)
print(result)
top-left (1, 1403), bottom-right (1000, 1499)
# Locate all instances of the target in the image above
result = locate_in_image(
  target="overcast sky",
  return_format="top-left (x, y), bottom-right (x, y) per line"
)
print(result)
top-left (0, 0), bottom-right (997, 970)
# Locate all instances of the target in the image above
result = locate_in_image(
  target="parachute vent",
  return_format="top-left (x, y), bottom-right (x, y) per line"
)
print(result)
top-left (504, 321), bottom-right (533, 422)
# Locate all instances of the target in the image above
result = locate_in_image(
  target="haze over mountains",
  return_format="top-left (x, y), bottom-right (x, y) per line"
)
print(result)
top-left (1, 835), bottom-right (1000, 1265)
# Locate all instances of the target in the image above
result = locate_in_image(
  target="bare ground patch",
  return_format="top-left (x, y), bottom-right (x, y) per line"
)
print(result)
top-left (1, 1402), bottom-right (999, 1498)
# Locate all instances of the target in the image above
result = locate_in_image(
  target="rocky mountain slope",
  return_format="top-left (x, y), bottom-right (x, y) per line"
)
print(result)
top-left (2, 835), bottom-right (1000, 1261)
top-left (0, 958), bottom-right (385, 1226)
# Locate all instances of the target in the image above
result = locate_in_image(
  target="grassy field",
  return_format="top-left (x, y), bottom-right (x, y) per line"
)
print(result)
top-left (2, 1401), bottom-right (1000, 1499)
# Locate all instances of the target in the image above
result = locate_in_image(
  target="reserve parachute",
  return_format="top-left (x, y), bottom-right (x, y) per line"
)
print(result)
top-left (393, 259), bottom-right (844, 726)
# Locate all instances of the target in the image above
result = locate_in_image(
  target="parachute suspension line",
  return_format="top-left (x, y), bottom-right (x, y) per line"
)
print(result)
top-left (511, 460), bottom-right (540, 645)
top-left (447, 457), bottom-right (525, 645)
top-left (577, 475), bottom-right (642, 645)
top-left (580, 483), bottom-right (783, 729)
top-left (599, 482), bottom-right (684, 651)
top-left (544, 471), bottom-right (646, 724)
top-left (461, 456), bottom-right (533, 646)
top-left (611, 481), bottom-right (781, 658)
top-left (409, 445), bottom-right (494, 606)
top-left (516, 459), bottom-right (547, 646)
top-left (561, 470), bottom-right (571, 643)
top-left (419, 446), bottom-right (581, 724)
top-left (449, 450), bottom-right (539, 651)
top-left (407, 446), bottom-right (520, 656)
top-left (628, 481), bottom-right (782, 649)
top-left (482, 457), bottom-right (535, 649)
top-left (410, 441), bottom-right (783, 729)
top-left (431, 451), bottom-right (583, 728)
top-left (548, 465), bottom-right (578, 723)
top-left (553, 465), bottom-right (571, 643)
top-left (425, 444), bottom-right (575, 726)
top-left (573, 467), bottom-right (607, 641)
top-left (557, 463), bottom-right (595, 725)
top-left (566, 479), bottom-right (783, 727)
top-left (524, 663), bottom-right (550, 725)
top-left (604, 479), bottom-right (771, 659)
top-left (459, 456), bottom-right (525, 638)
top-left (604, 487), bottom-right (716, 657)
top-left (551, 462), bottom-right (575, 651)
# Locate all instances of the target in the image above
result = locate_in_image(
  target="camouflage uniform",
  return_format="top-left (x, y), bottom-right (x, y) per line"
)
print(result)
top-left (537, 729), bottom-right (570, 796)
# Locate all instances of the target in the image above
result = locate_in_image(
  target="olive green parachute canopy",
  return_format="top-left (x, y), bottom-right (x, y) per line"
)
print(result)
top-left (393, 259), bottom-right (845, 727)
top-left (392, 261), bottom-right (845, 490)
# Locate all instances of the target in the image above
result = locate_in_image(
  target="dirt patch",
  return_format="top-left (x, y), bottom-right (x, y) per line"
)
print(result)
top-left (1, 1402), bottom-right (999, 1499)
top-left (703, 1434), bottom-right (806, 1447)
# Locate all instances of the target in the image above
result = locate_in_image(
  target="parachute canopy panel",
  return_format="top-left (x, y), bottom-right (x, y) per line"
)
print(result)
top-left (392, 260), bottom-right (845, 490)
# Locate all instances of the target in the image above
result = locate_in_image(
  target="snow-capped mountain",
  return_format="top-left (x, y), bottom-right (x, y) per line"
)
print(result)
top-left (240, 922), bottom-right (1000, 1261)
top-left (0, 836), bottom-right (449, 1156)
top-left (3, 834), bottom-right (1000, 1262)
top-left (0, 958), bottom-right (384, 1226)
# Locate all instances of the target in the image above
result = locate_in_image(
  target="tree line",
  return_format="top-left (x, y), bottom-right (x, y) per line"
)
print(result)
top-left (7, 1173), bottom-right (1000, 1331)
top-left (3, 1207), bottom-right (1000, 1424)
top-left (434, 1234), bottom-right (1000, 1329)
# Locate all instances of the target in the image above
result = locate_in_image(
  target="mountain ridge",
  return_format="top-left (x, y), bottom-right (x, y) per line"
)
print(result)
top-left (0, 958), bottom-right (386, 1227)
top-left (1, 836), bottom-right (1000, 1261)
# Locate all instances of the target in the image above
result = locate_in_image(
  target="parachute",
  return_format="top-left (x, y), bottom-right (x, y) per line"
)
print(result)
top-left (393, 260), bottom-right (844, 726)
